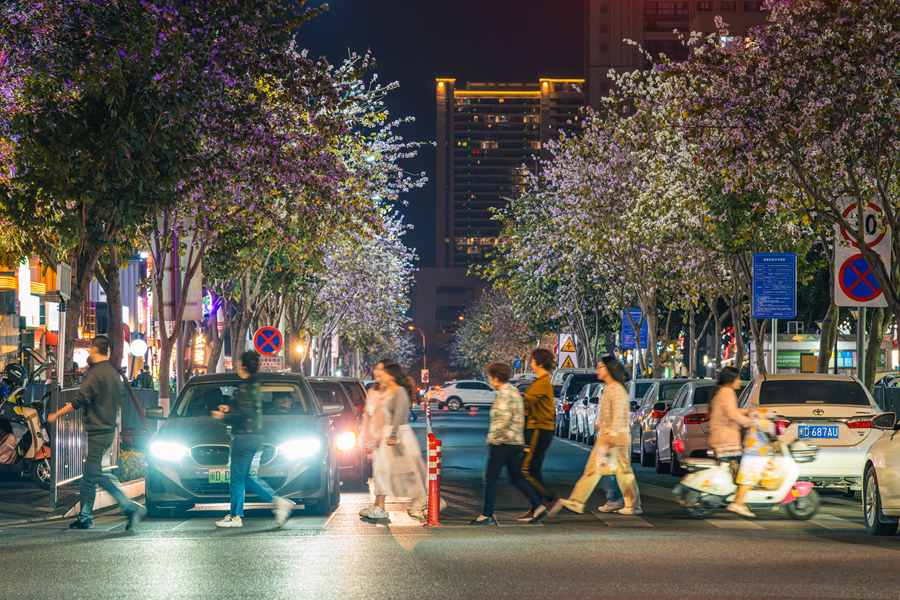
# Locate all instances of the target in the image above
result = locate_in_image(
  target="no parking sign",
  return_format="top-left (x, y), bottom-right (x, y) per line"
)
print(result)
top-left (253, 327), bottom-right (283, 356)
top-left (834, 199), bottom-right (890, 307)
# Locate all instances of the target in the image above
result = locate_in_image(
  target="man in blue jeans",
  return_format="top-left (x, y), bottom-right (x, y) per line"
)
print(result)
top-left (212, 351), bottom-right (293, 528)
top-left (48, 336), bottom-right (146, 530)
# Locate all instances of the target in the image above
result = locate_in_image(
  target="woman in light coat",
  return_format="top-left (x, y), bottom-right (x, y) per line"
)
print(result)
top-left (358, 360), bottom-right (393, 518)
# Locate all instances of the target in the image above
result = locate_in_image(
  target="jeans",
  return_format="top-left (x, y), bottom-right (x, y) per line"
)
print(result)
top-left (601, 475), bottom-right (623, 504)
top-left (522, 429), bottom-right (557, 502)
top-left (80, 430), bottom-right (140, 522)
top-left (483, 444), bottom-right (543, 516)
top-left (230, 434), bottom-right (277, 518)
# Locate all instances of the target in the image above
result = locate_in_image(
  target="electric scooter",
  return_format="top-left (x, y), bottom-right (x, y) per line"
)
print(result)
top-left (673, 433), bottom-right (820, 520)
top-left (0, 363), bottom-right (52, 489)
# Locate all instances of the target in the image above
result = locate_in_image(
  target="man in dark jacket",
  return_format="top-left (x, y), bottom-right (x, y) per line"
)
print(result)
top-left (48, 336), bottom-right (146, 530)
top-left (132, 367), bottom-right (153, 389)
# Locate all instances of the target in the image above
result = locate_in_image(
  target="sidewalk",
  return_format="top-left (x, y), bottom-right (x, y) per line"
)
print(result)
top-left (0, 475), bottom-right (144, 525)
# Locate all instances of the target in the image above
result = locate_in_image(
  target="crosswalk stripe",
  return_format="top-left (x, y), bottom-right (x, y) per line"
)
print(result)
top-left (172, 518), bottom-right (219, 531)
top-left (705, 518), bottom-right (765, 530)
top-left (593, 511), bottom-right (653, 527)
top-left (809, 515), bottom-right (865, 530)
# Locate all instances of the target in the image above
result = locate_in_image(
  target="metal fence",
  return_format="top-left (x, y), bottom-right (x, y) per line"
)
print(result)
top-left (121, 386), bottom-right (159, 430)
top-left (49, 387), bottom-right (118, 509)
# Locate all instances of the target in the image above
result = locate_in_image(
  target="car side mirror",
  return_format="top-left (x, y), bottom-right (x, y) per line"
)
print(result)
top-left (321, 403), bottom-right (343, 417)
top-left (871, 412), bottom-right (897, 430)
top-left (145, 406), bottom-right (166, 420)
top-left (630, 401), bottom-right (639, 411)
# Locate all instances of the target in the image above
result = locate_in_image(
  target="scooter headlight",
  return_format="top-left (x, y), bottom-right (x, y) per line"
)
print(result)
top-left (149, 441), bottom-right (190, 462)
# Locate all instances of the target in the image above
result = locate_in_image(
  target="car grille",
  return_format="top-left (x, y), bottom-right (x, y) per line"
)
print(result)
top-left (182, 477), bottom-right (287, 496)
top-left (191, 446), bottom-right (230, 466)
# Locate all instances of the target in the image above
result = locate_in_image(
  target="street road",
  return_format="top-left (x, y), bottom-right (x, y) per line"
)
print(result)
top-left (2, 411), bottom-right (900, 599)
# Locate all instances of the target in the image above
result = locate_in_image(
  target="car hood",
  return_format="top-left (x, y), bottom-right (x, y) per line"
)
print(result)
top-left (154, 415), bottom-right (324, 446)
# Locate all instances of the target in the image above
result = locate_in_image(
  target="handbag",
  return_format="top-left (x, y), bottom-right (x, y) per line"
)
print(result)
top-left (594, 445), bottom-right (618, 476)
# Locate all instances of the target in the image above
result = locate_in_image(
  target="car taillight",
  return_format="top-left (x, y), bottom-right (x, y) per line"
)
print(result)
top-left (683, 414), bottom-right (709, 425)
top-left (673, 439), bottom-right (685, 453)
top-left (563, 403), bottom-right (569, 411)
top-left (650, 410), bottom-right (665, 419)
top-left (847, 417), bottom-right (873, 429)
top-left (776, 419), bottom-right (791, 435)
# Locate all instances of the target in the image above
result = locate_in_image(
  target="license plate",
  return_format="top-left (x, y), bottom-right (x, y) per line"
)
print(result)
top-left (798, 425), bottom-right (839, 439)
top-left (207, 451), bottom-right (261, 483)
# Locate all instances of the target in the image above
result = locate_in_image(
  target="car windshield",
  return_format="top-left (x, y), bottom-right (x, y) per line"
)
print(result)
top-left (172, 382), bottom-right (313, 417)
top-left (658, 383), bottom-right (687, 403)
top-left (693, 385), bottom-right (747, 406)
top-left (567, 375), bottom-right (600, 396)
top-left (635, 382), bottom-right (654, 398)
top-left (758, 380), bottom-right (872, 406)
top-left (308, 383), bottom-right (355, 414)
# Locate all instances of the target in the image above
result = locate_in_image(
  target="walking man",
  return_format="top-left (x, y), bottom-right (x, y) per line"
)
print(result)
top-left (48, 336), bottom-right (147, 530)
top-left (519, 348), bottom-right (561, 520)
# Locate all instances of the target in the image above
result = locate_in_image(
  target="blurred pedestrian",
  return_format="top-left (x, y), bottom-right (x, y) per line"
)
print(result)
top-left (48, 336), bottom-right (147, 530)
top-left (708, 366), bottom-right (755, 517)
top-left (469, 362), bottom-right (548, 525)
top-left (366, 363), bottom-right (427, 520)
top-left (559, 356), bottom-right (642, 515)
top-left (519, 348), bottom-right (561, 520)
top-left (211, 351), bottom-right (294, 528)
top-left (406, 376), bottom-right (418, 422)
top-left (132, 366), bottom-right (153, 389)
top-left (359, 359), bottom-right (394, 518)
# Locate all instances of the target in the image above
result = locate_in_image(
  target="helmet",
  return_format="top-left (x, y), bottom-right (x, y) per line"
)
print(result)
top-left (789, 440), bottom-right (818, 463)
top-left (1, 363), bottom-right (27, 388)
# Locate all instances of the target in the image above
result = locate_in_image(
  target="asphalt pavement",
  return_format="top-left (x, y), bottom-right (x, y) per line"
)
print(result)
top-left (1, 409), bottom-right (899, 600)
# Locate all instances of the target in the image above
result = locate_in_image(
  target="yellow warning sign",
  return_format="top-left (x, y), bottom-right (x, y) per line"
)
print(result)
top-left (560, 338), bottom-right (576, 353)
top-left (560, 356), bottom-right (575, 369)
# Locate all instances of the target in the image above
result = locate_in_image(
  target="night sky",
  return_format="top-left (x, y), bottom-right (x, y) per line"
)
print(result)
top-left (297, 0), bottom-right (584, 267)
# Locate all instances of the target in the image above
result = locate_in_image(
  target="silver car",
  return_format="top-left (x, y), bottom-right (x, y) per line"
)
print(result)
top-left (581, 383), bottom-right (607, 444)
top-left (568, 383), bottom-right (596, 443)
top-left (740, 373), bottom-right (882, 490)
top-left (631, 379), bottom-right (699, 467)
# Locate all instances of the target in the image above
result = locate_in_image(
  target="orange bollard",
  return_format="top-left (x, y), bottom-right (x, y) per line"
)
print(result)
top-left (436, 439), bottom-right (444, 518)
top-left (424, 433), bottom-right (442, 527)
top-left (469, 405), bottom-right (477, 415)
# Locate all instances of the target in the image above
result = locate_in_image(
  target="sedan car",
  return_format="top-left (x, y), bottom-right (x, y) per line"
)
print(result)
top-left (631, 379), bottom-right (699, 467)
top-left (862, 411), bottom-right (900, 535)
top-left (579, 382), bottom-right (607, 444)
top-left (308, 378), bottom-right (367, 489)
top-left (554, 373), bottom-right (600, 437)
top-left (568, 383), bottom-right (598, 443)
top-left (655, 380), bottom-right (745, 476)
top-left (144, 373), bottom-right (342, 518)
top-left (740, 373), bottom-right (881, 491)
top-left (431, 380), bottom-right (496, 411)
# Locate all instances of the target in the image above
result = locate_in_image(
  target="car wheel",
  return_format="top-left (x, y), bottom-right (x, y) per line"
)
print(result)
top-left (568, 423), bottom-right (577, 440)
top-left (630, 442), bottom-right (640, 464)
top-left (145, 496), bottom-right (169, 519)
top-left (682, 489), bottom-right (718, 519)
top-left (30, 458), bottom-right (51, 490)
top-left (655, 449), bottom-right (671, 474)
top-left (446, 397), bottom-right (462, 411)
top-left (640, 435), bottom-right (655, 467)
top-left (786, 489), bottom-right (820, 521)
top-left (312, 469), bottom-right (340, 515)
top-left (671, 450), bottom-right (686, 477)
top-left (864, 469), bottom-right (898, 536)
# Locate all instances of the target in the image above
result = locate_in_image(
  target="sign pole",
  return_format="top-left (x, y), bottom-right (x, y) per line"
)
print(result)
top-left (857, 307), bottom-right (866, 386)
top-left (770, 319), bottom-right (777, 374)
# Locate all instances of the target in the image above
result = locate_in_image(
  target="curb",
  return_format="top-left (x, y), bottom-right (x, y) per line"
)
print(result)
top-left (0, 478), bottom-right (145, 526)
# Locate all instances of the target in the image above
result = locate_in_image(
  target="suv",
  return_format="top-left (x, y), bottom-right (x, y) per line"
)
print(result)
top-left (433, 380), bottom-right (496, 411)
top-left (554, 373), bottom-right (600, 437)
top-left (551, 368), bottom-right (596, 388)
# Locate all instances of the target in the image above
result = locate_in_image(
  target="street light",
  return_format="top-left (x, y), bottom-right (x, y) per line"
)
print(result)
top-left (408, 325), bottom-right (426, 378)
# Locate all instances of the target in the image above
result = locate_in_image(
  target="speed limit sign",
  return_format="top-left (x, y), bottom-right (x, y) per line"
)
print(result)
top-left (834, 198), bottom-right (890, 307)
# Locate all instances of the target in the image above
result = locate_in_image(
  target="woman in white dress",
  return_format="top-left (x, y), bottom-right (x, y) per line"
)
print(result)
top-left (364, 363), bottom-right (427, 520)
top-left (359, 360), bottom-right (391, 518)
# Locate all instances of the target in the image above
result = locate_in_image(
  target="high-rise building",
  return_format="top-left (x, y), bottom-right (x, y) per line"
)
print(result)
top-left (434, 79), bottom-right (586, 269)
top-left (584, 0), bottom-right (771, 109)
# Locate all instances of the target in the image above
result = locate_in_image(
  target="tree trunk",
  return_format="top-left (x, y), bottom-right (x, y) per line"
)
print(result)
top-left (205, 293), bottom-right (230, 373)
top-left (750, 317), bottom-right (769, 376)
top-left (713, 306), bottom-right (726, 371)
top-left (95, 244), bottom-right (124, 372)
top-left (817, 302), bottom-right (839, 373)
top-left (864, 307), bottom-right (888, 393)
top-left (729, 285), bottom-right (745, 375)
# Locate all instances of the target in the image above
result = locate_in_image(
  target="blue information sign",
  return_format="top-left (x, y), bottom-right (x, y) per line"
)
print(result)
top-left (622, 309), bottom-right (648, 350)
top-left (752, 253), bottom-right (796, 319)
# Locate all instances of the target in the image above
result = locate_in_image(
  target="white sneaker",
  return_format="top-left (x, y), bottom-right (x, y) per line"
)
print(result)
top-left (359, 505), bottom-right (378, 517)
top-left (407, 509), bottom-right (426, 520)
top-left (273, 498), bottom-right (294, 526)
top-left (365, 507), bottom-right (388, 520)
top-left (616, 507), bottom-right (643, 515)
top-left (726, 503), bottom-right (756, 518)
top-left (215, 515), bottom-right (242, 528)
top-left (559, 498), bottom-right (585, 514)
top-left (597, 501), bottom-right (625, 513)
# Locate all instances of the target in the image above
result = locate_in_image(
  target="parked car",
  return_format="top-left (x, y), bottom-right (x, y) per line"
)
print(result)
top-left (551, 368), bottom-right (596, 388)
top-left (314, 377), bottom-right (367, 412)
top-left (554, 373), bottom-right (601, 437)
top-left (144, 373), bottom-right (342, 518)
top-left (740, 373), bottom-right (882, 491)
top-left (568, 383), bottom-right (598, 442)
top-left (862, 411), bottom-right (900, 535)
top-left (308, 378), bottom-right (368, 489)
top-left (655, 380), bottom-right (746, 476)
top-left (631, 379), bottom-right (698, 467)
top-left (431, 380), bottom-right (496, 411)
top-left (625, 379), bottom-right (657, 419)
top-left (579, 382), bottom-right (607, 444)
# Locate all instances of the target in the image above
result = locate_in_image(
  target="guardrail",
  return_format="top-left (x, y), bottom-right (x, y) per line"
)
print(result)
top-left (49, 387), bottom-right (118, 509)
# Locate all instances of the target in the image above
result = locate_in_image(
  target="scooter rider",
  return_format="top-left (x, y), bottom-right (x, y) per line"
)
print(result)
top-left (707, 367), bottom-right (752, 515)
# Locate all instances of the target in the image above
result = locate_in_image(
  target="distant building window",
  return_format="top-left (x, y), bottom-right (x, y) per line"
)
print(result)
top-left (744, 1), bottom-right (764, 10)
top-left (720, 1), bottom-right (736, 11)
top-left (437, 306), bottom-right (465, 321)
top-left (436, 286), bottom-right (471, 295)
top-left (599, 3), bottom-right (608, 14)
top-left (697, 1), bottom-right (712, 10)
top-left (481, 141), bottom-right (498, 149)
top-left (644, 1), bottom-right (688, 16)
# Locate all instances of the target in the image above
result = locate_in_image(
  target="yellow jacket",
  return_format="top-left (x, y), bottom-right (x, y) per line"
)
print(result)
top-left (523, 374), bottom-right (554, 430)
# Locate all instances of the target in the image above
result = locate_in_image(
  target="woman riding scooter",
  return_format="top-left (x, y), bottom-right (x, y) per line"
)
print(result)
top-left (707, 367), bottom-right (753, 516)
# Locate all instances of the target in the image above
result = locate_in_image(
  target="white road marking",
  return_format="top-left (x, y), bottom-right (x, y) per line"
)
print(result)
top-left (173, 518), bottom-right (220, 531)
top-left (705, 518), bottom-right (765, 530)
top-left (593, 511), bottom-right (653, 527)
top-left (809, 515), bottom-right (865, 530)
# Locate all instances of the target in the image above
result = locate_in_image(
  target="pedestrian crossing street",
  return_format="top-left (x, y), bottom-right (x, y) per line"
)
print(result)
top-left (0, 500), bottom-right (867, 535)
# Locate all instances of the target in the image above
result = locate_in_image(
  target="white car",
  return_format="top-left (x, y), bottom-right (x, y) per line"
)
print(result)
top-left (428, 380), bottom-right (496, 411)
top-left (740, 373), bottom-right (882, 490)
top-left (863, 411), bottom-right (900, 535)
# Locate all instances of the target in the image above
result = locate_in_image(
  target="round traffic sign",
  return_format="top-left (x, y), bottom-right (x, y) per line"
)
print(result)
top-left (839, 254), bottom-right (884, 303)
top-left (840, 203), bottom-right (886, 248)
top-left (253, 327), bottom-right (283, 356)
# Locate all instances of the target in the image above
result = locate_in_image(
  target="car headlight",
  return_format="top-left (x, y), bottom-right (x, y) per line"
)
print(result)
top-left (278, 438), bottom-right (322, 460)
top-left (149, 441), bottom-right (190, 462)
top-left (336, 431), bottom-right (357, 452)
